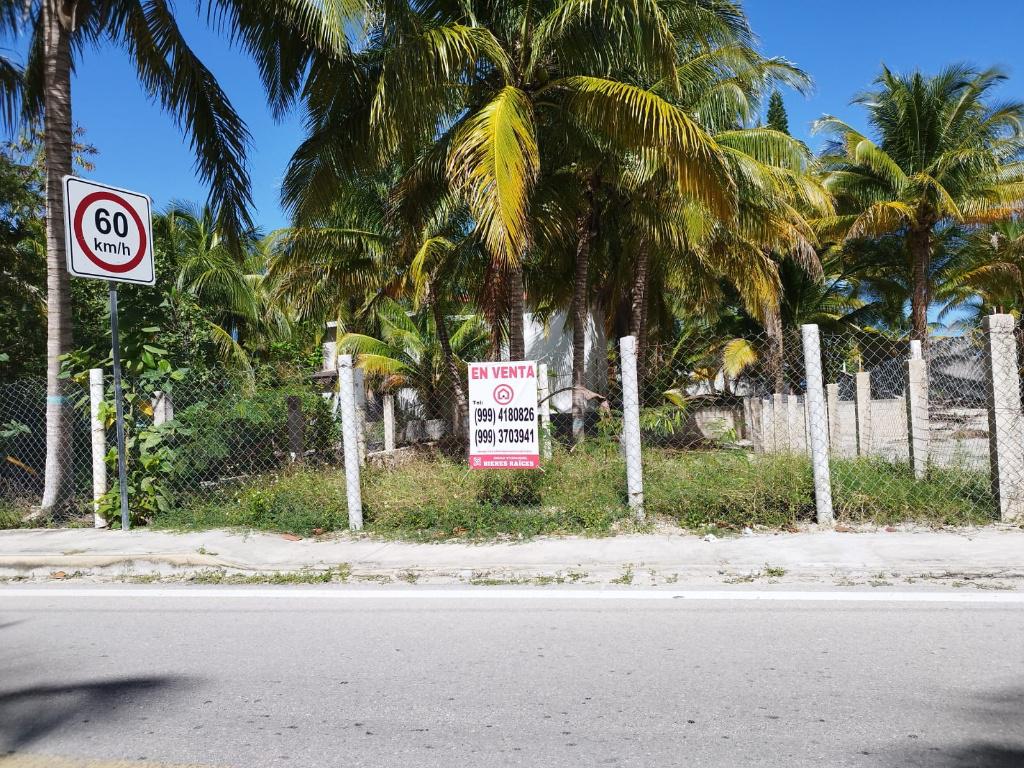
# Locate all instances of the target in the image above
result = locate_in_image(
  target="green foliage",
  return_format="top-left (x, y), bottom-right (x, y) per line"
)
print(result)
top-left (141, 445), bottom-right (999, 539)
top-left (98, 364), bottom-right (189, 528)
top-left (638, 404), bottom-right (689, 438)
top-left (171, 382), bottom-right (338, 483)
top-left (644, 449), bottom-right (997, 529)
top-left (339, 297), bottom-right (488, 419)
top-left (0, 141), bottom-right (45, 381)
top-left (1, 418), bottom-right (29, 443)
top-left (831, 459), bottom-right (995, 526)
top-left (477, 470), bottom-right (543, 506)
top-left (60, 336), bottom-right (190, 527)
top-left (155, 466), bottom-right (350, 537)
top-left (363, 443), bottom-right (628, 539)
top-left (645, 450), bottom-right (816, 528)
top-left (0, 499), bottom-right (21, 529)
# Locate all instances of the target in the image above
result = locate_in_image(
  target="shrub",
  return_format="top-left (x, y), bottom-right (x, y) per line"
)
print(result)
top-left (171, 386), bottom-right (339, 483)
top-left (155, 466), bottom-right (349, 536)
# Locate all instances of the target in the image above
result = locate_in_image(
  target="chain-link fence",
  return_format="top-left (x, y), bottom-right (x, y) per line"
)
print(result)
top-left (3, 315), bottom-right (1023, 533)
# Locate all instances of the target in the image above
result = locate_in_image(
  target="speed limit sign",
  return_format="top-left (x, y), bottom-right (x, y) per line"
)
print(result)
top-left (63, 176), bottom-right (155, 285)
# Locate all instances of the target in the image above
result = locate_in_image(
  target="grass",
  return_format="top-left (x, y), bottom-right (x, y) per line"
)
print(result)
top-left (362, 442), bottom-right (629, 539)
top-left (153, 465), bottom-right (350, 537)
top-left (643, 449), bottom-right (996, 529)
top-left (831, 458), bottom-right (995, 526)
top-left (0, 499), bottom-right (22, 529)
top-left (132, 445), bottom-right (998, 539)
top-left (644, 450), bottom-right (816, 528)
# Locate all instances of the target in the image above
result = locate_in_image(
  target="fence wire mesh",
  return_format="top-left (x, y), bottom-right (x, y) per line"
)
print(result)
top-left (3, 316), bottom-right (1023, 532)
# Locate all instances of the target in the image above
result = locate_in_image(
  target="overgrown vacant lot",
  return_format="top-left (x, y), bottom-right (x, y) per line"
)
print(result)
top-left (150, 444), bottom-right (997, 539)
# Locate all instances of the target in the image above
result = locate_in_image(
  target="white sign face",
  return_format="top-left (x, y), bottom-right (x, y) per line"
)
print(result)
top-left (63, 176), bottom-right (155, 285)
top-left (468, 361), bottom-right (540, 469)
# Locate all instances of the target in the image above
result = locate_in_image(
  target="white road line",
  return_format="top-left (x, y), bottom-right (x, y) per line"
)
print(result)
top-left (0, 588), bottom-right (1021, 603)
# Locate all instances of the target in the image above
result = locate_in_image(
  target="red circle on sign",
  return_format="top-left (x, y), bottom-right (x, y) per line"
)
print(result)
top-left (73, 191), bottom-right (148, 274)
top-left (493, 384), bottom-right (514, 405)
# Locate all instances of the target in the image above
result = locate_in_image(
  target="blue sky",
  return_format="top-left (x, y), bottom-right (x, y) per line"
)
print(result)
top-left (8, 0), bottom-right (1024, 231)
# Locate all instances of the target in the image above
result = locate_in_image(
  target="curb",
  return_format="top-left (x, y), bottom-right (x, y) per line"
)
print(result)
top-left (3, 553), bottom-right (1024, 588)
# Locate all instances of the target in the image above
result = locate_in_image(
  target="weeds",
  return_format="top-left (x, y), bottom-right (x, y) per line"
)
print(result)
top-left (611, 564), bottom-right (635, 585)
top-left (185, 565), bottom-right (351, 585)
top-left (140, 446), bottom-right (998, 540)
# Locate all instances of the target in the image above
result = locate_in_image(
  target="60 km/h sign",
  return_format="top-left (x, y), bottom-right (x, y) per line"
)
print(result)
top-left (62, 175), bottom-right (157, 532)
top-left (63, 176), bottom-right (155, 285)
top-left (468, 361), bottom-right (540, 469)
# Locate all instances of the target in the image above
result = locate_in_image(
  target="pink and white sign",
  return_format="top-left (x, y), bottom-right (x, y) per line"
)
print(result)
top-left (468, 361), bottom-right (540, 469)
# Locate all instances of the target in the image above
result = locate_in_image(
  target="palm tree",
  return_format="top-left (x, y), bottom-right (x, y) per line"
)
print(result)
top-left (337, 297), bottom-right (489, 428)
top-left (1, 0), bottom-right (346, 510)
top-left (270, 167), bottom-right (487, 431)
top-left (283, 0), bottom-right (733, 370)
top-left (158, 203), bottom-right (289, 369)
top-left (937, 219), bottom-right (1024, 323)
top-left (815, 64), bottom-right (1024, 342)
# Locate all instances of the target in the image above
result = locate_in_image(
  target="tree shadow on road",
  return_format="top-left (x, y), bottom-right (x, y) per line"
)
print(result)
top-left (0, 677), bottom-right (190, 753)
top-left (874, 686), bottom-right (1024, 767)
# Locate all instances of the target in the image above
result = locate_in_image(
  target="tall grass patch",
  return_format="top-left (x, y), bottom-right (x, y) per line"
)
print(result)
top-left (644, 450), bottom-right (816, 528)
top-left (831, 459), bottom-right (995, 525)
top-left (154, 465), bottom-right (350, 536)
top-left (363, 443), bottom-right (628, 539)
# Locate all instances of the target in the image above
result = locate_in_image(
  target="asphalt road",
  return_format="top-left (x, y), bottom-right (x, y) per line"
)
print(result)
top-left (1, 587), bottom-right (1023, 768)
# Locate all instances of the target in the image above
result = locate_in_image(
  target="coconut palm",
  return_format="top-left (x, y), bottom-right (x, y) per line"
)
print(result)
top-left (815, 64), bottom-right (1024, 342)
top-left (283, 0), bottom-right (737, 369)
top-left (585, 68), bottom-right (829, 394)
top-left (2, 0), bottom-right (348, 510)
top-left (157, 203), bottom-right (289, 370)
top-left (936, 219), bottom-right (1024, 324)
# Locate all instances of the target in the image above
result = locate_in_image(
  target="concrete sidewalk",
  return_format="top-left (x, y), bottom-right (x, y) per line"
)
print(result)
top-left (1, 525), bottom-right (1022, 586)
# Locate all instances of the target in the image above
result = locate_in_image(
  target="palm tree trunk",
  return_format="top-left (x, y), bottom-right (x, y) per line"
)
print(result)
top-left (431, 298), bottom-right (469, 444)
top-left (629, 243), bottom-right (649, 390)
top-left (40, 0), bottom-right (76, 512)
top-left (571, 184), bottom-right (598, 445)
top-left (764, 302), bottom-right (785, 394)
top-left (908, 226), bottom-right (931, 342)
top-left (508, 265), bottom-right (526, 361)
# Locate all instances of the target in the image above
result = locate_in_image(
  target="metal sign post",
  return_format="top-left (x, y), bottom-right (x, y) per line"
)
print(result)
top-left (108, 283), bottom-right (131, 531)
top-left (63, 176), bottom-right (155, 531)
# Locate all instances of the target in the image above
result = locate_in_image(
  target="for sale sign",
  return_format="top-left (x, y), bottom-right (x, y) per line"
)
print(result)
top-left (63, 176), bottom-right (155, 285)
top-left (468, 361), bottom-right (540, 469)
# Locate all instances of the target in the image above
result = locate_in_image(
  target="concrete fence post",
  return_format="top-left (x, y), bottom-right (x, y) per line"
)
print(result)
top-left (855, 371), bottom-right (872, 457)
top-left (89, 369), bottom-right (108, 529)
top-left (826, 383), bottom-right (841, 456)
top-left (748, 396), bottom-right (763, 452)
top-left (773, 393), bottom-right (789, 454)
top-left (761, 396), bottom-right (775, 453)
top-left (353, 368), bottom-right (367, 466)
top-left (788, 394), bottom-right (806, 454)
top-left (906, 341), bottom-right (930, 480)
top-left (338, 355), bottom-right (364, 530)
top-left (619, 336), bottom-right (645, 520)
top-left (151, 391), bottom-right (173, 426)
top-left (804, 398), bottom-right (813, 457)
top-left (982, 315), bottom-right (1024, 522)
top-left (383, 394), bottom-right (396, 453)
top-left (801, 324), bottom-right (834, 524)
top-left (538, 363), bottom-right (553, 460)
